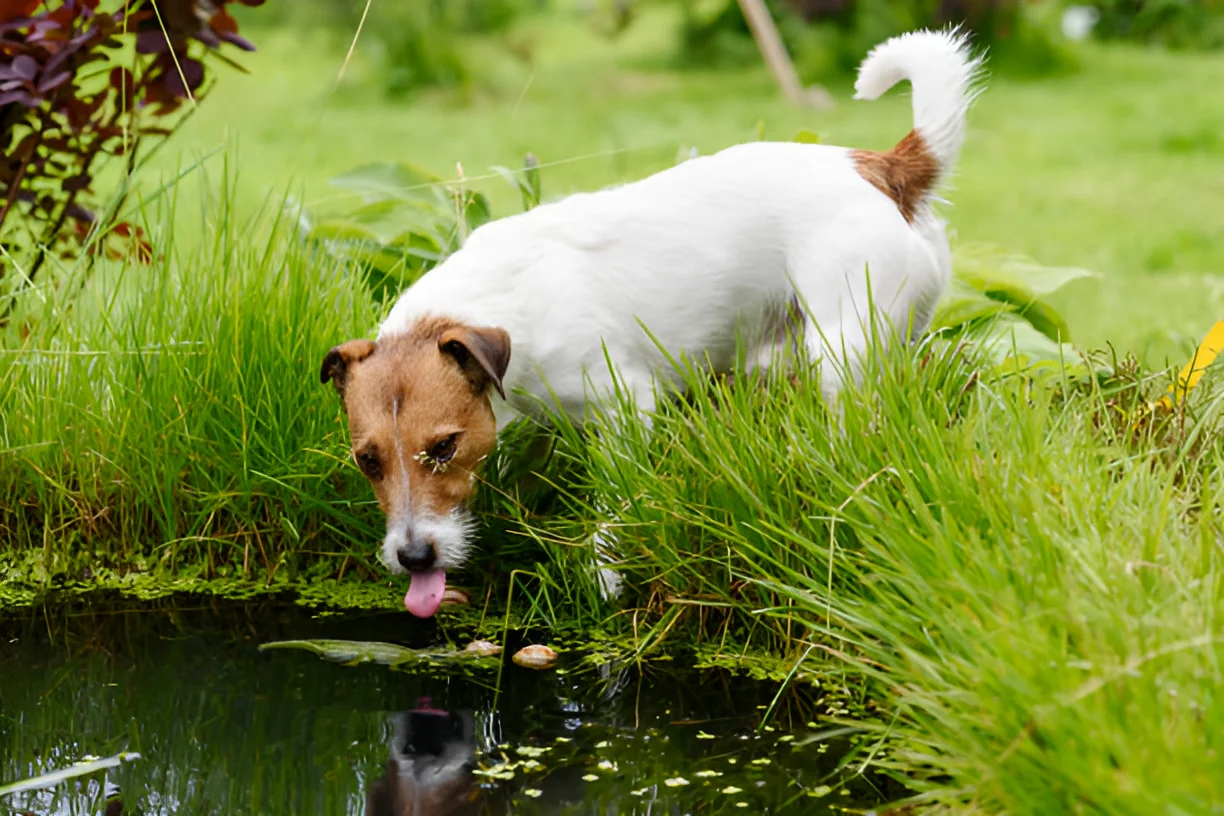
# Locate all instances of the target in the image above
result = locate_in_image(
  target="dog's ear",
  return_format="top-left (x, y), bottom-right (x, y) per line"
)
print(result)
top-left (439, 326), bottom-right (511, 400)
top-left (320, 339), bottom-right (376, 396)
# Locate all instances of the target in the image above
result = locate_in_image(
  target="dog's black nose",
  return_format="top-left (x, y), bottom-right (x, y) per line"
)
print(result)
top-left (397, 540), bottom-right (436, 572)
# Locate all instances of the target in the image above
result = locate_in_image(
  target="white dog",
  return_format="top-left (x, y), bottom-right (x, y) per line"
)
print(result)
top-left (321, 29), bottom-right (984, 618)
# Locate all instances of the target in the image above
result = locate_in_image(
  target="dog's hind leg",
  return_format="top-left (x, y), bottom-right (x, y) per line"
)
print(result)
top-left (788, 236), bottom-right (923, 405)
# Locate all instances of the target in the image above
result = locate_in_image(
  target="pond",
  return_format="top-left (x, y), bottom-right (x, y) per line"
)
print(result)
top-left (0, 595), bottom-right (900, 814)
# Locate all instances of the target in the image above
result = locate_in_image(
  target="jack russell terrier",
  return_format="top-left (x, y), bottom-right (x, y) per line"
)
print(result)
top-left (321, 29), bottom-right (985, 618)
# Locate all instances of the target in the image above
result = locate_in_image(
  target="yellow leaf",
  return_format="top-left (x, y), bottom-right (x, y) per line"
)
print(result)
top-left (1159, 320), bottom-right (1224, 409)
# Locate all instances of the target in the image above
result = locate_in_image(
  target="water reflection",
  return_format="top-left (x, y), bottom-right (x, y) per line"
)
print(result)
top-left (366, 705), bottom-right (481, 816)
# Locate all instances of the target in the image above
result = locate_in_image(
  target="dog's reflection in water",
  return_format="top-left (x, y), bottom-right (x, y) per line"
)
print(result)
top-left (365, 699), bottom-right (482, 816)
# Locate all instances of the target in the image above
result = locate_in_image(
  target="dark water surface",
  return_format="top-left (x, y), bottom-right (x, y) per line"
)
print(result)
top-left (0, 595), bottom-right (897, 814)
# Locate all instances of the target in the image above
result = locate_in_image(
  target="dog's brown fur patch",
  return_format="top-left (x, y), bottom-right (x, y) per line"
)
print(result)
top-left (849, 129), bottom-right (939, 223)
top-left (323, 316), bottom-right (506, 531)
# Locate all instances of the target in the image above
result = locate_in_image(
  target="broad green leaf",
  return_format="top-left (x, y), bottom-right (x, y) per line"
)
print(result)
top-left (792, 129), bottom-right (821, 144)
top-left (346, 199), bottom-right (413, 225)
top-left (327, 161), bottom-right (444, 200)
top-left (964, 315), bottom-right (1092, 382)
top-left (931, 279), bottom-right (1015, 333)
top-left (387, 230), bottom-right (445, 264)
top-left (954, 243), bottom-right (1096, 297)
top-left (491, 164), bottom-right (527, 195)
top-left (1009, 298), bottom-right (1073, 345)
top-left (490, 161), bottom-right (541, 213)
top-left (305, 220), bottom-right (381, 244)
top-left (951, 243), bottom-right (1094, 343)
top-left (462, 190), bottom-right (493, 233)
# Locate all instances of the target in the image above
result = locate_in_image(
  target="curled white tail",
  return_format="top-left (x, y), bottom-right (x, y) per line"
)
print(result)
top-left (854, 28), bottom-right (986, 184)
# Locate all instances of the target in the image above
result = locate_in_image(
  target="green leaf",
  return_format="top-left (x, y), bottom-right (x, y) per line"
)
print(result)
top-left (954, 243), bottom-right (1096, 298)
top-left (327, 161), bottom-right (444, 200)
top-left (931, 279), bottom-right (1015, 333)
top-left (792, 129), bottom-right (821, 144)
top-left (345, 199), bottom-right (411, 225)
top-left (387, 229), bottom-right (445, 263)
top-left (461, 190), bottom-right (492, 233)
top-left (491, 154), bottom-right (543, 212)
top-left (304, 220), bottom-right (381, 244)
top-left (951, 243), bottom-right (1095, 343)
top-left (962, 314), bottom-right (1096, 382)
top-left (491, 164), bottom-right (527, 195)
top-left (1008, 298), bottom-right (1073, 345)
top-left (523, 153), bottom-right (541, 210)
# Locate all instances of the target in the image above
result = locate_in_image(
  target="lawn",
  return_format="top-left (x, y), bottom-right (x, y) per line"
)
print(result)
top-left (4, 5), bottom-right (1224, 813)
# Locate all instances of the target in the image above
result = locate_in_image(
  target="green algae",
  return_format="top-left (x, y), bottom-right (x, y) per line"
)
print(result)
top-left (0, 551), bottom-right (852, 696)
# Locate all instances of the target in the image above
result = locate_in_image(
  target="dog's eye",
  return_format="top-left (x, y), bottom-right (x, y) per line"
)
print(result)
top-left (355, 450), bottom-right (382, 479)
top-left (429, 434), bottom-right (458, 464)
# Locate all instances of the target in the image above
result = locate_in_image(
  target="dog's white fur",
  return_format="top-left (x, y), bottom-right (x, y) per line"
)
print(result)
top-left (376, 29), bottom-right (984, 584)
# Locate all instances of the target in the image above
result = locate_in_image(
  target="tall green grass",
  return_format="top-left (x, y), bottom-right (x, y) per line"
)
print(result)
top-left (1, 170), bottom-right (382, 584)
top-left (543, 325), bottom-right (1224, 811)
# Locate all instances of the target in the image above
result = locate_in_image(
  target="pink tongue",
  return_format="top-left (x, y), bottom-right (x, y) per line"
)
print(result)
top-left (404, 569), bottom-right (447, 618)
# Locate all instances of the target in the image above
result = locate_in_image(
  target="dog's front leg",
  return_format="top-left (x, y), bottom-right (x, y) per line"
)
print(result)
top-left (586, 380), bottom-right (657, 603)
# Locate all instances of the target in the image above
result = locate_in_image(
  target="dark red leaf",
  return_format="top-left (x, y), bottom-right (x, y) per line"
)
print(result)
top-left (0, 0), bottom-right (42, 24)
top-left (217, 31), bottom-right (254, 51)
top-left (0, 88), bottom-right (38, 107)
top-left (108, 65), bottom-right (134, 94)
top-left (10, 53), bottom-right (37, 79)
top-left (66, 202), bottom-right (95, 223)
top-left (193, 26), bottom-right (221, 48)
top-left (135, 28), bottom-right (173, 54)
top-left (62, 174), bottom-right (90, 192)
top-left (47, 7), bottom-right (76, 28)
top-left (210, 8), bottom-right (238, 35)
top-left (38, 70), bottom-right (71, 93)
top-left (163, 55), bottom-right (203, 97)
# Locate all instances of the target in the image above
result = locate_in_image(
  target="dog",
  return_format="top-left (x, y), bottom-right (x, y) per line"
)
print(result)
top-left (321, 29), bottom-right (984, 618)
top-left (364, 705), bottom-right (483, 816)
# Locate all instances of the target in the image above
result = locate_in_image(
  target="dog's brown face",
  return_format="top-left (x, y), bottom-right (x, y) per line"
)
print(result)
top-left (321, 318), bottom-right (510, 618)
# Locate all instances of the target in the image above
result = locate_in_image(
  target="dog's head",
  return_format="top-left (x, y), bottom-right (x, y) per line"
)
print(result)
top-left (321, 317), bottom-right (510, 617)
top-left (364, 704), bottom-right (480, 816)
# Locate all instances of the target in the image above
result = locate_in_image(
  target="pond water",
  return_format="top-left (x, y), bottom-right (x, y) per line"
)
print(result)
top-left (1, 595), bottom-right (899, 814)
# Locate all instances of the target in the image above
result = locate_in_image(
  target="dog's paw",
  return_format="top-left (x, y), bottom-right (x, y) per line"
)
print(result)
top-left (591, 524), bottom-right (625, 601)
top-left (597, 565), bottom-right (624, 600)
